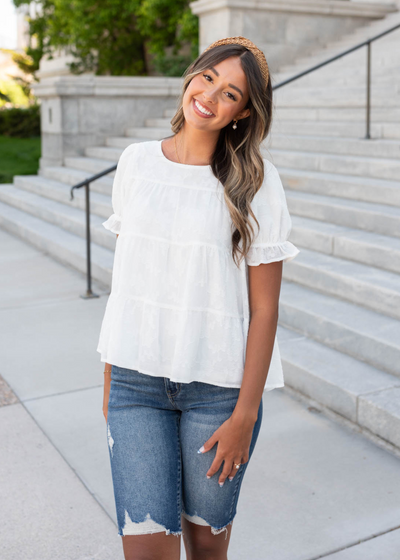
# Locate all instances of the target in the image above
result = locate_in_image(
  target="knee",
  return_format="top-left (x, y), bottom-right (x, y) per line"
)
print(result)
top-left (186, 534), bottom-right (227, 560)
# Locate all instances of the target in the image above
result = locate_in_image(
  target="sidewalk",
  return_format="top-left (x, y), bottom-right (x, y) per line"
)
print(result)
top-left (1, 227), bottom-right (400, 560)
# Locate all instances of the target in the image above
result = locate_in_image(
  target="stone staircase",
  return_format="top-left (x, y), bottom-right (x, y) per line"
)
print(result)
top-left (1, 10), bottom-right (400, 453)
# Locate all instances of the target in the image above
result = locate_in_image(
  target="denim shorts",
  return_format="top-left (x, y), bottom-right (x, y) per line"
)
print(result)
top-left (106, 365), bottom-right (263, 539)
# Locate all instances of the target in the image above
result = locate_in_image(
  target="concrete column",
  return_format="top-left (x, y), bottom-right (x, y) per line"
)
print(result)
top-left (33, 75), bottom-right (183, 169)
top-left (189, 0), bottom-right (397, 73)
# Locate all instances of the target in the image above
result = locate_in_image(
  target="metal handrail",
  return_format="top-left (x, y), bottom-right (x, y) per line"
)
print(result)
top-left (272, 21), bottom-right (400, 139)
top-left (70, 164), bottom-right (117, 298)
top-left (70, 21), bottom-right (400, 297)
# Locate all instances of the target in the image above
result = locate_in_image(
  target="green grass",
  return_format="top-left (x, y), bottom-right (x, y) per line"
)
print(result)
top-left (0, 136), bottom-right (41, 183)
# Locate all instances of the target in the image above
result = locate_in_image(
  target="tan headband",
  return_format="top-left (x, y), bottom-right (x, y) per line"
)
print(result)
top-left (203, 36), bottom-right (269, 88)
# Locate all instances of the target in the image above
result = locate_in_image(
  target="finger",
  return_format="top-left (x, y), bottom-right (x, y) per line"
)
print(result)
top-left (227, 458), bottom-right (243, 482)
top-left (206, 455), bottom-right (223, 479)
top-left (218, 460), bottom-right (237, 486)
top-left (198, 433), bottom-right (218, 454)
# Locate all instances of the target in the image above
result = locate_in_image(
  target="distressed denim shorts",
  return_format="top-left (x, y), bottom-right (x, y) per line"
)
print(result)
top-left (107, 365), bottom-right (263, 539)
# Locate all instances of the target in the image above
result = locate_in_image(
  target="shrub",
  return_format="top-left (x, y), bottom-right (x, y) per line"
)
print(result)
top-left (0, 104), bottom-right (40, 138)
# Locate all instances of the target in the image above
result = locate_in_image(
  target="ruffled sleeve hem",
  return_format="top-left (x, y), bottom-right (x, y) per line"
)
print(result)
top-left (246, 241), bottom-right (300, 266)
top-left (102, 213), bottom-right (122, 234)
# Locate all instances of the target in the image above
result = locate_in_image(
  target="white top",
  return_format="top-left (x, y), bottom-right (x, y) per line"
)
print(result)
top-left (97, 139), bottom-right (300, 391)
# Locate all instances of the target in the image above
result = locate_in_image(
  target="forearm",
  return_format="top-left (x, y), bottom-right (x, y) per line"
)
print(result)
top-left (232, 308), bottom-right (279, 424)
top-left (104, 362), bottom-right (112, 389)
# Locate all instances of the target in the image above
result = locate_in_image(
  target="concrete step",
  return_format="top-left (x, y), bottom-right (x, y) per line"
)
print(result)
top-left (285, 189), bottom-right (400, 238)
top-left (124, 126), bottom-right (171, 139)
top-left (106, 136), bottom-right (155, 149)
top-left (0, 184), bottom-right (115, 251)
top-left (274, 85), bottom-right (400, 108)
top-left (64, 157), bottom-right (118, 176)
top-left (279, 52), bottom-right (400, 78)
top-left (291, 215), bottom-right (400, 274)
top-left (268, 134), bottom-right (400, 160)
top-left (279, 281), bottom-right (400, 378)
top-left (0, 201), bottom-right (114, 287)
top-left (13, 175), bottom-right (112, 219)
top-left (40, 166), bottom-right (113, 196)
top-left (85, 146), bottom-right (124, 161)
top-left (279, 167), bottom-right (400, 207)
top-left (278, 325), bottom-right (400, 449)
top-left (283, 247), bottom-right (400, 320)
top-left (269, 148), bottom-right (400, 181)
top-left (274, 106), bottom-right (400, 122)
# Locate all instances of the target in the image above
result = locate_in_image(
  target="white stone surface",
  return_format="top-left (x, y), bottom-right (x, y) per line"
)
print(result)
top-left (0, 404), bottom-right (122, 560)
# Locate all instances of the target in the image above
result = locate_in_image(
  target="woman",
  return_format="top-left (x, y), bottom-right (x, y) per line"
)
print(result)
top-left (98, 36), bottom-right (299, 560)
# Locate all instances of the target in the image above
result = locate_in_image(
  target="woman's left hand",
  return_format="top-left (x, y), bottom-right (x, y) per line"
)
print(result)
top-left (198, 413), bottom-right (256, 486)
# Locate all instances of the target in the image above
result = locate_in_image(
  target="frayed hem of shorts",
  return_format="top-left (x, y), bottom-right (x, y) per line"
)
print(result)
top-left (118, 528), bottom-right (182, 537)
top-left (182, 510), bottom-right (234, 540)
top-left (210, 519), bottom-right (234, 540)
top-left (118, 511), bottom-right (182, 537)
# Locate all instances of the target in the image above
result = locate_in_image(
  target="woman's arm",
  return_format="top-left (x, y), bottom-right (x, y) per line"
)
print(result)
top-left (200, 260), bottom-right (283, 485)
top-left (232, 260), bottom-right (283, 424)
top-left (102, 233), bottom-right (119, 423)
top-left (103, 363), bottom-right (112, 422)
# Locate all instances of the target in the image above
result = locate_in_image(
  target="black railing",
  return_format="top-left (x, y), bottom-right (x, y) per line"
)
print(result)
top-left (272, 22), bottom-right (400, 139)
top-left (71, 21), bottom-right (400, 296)
top-left (70, 164), bottom-right (117, 298)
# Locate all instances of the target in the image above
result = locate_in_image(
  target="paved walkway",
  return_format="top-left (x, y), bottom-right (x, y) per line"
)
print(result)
top-left (1, 227), bottom-right (400, 560)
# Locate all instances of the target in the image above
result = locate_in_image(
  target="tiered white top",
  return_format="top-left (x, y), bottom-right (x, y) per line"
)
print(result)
top-left (97, 139), bottom-right (299, 391)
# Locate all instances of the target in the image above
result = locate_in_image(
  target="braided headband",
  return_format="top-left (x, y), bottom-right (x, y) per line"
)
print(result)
top-left (203, 36), bottom-right (269, 88)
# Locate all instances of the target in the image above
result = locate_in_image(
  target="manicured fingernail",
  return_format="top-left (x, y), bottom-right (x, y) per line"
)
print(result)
top-left (228, 477), bottom-right (233, 482)
top-left (219, 481), bottom-right (224, 487)
top-left (206, 475), bottom-right (211, 479)
top-left (197, 446), bottom-right (204, 454)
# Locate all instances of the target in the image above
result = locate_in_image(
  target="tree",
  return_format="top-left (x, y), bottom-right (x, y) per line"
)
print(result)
top-left (13, 0), bottom-right (199, 77)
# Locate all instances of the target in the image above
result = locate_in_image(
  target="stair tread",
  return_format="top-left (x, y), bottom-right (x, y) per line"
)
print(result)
top-left (292, 247), bottom-right (400, 294)
top-left (292, 215), bottom-right (400, 250)
top-left (0, 184), bottom-right (108, 223)
top-left (269, 147), bottom-right (400, 165)
top-left (279, 166), bottom-right (400, 189)
top-left (15, 174), bottom-right (112, 206)
top-left (280, 280), bottom-right (400, 348)
top-left (0, 200), bottom-right (114, 265)
top-left (286, 188), bottom-right (400, 216)
top-left (278, 325), bottom-right (400, 395)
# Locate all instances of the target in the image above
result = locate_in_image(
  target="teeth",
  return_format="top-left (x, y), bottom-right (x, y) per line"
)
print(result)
top-left (195, 99), bottom-right (213, 116)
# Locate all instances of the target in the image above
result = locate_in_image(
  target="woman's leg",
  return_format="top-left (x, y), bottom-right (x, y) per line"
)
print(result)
top-left (181, 515), bottom-right (233, 560)
top-left (107, 366), bottom-right (183, 560)
top-left (177, 381), bottom-right (263, 560)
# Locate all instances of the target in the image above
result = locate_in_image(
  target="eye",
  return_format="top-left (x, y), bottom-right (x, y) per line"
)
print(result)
top-left (202, 73), bottom-right (237, 101)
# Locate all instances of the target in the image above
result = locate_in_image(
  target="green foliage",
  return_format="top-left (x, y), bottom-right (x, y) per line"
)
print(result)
top-left (0, 49), bottom-right (39, 105)
top-left (0, 105), bottom-right (41, 138)
top-left (12, 0), bottom-right (199, 77)
top-left (0, 135), bottom-right (41, 183)
top-left (0, 79), bottom-right (31, 108)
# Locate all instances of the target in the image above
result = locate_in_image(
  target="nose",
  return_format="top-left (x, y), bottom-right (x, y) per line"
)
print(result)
top-left (202, 89), bottom-right (217, 104)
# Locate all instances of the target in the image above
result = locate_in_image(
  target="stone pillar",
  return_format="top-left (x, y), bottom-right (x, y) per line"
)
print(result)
top-left (33, 75), bottom-right (183, 169)
top-left (189, 0), bottom-right (397, 74)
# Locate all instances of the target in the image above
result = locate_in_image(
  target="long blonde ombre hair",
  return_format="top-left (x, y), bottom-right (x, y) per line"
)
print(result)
top-left (169, 43), bottom-right (273, 268)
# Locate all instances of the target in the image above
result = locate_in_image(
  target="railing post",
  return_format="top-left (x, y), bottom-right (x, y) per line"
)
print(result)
top-left (365, 41), bottom-right (371, 139)
top-left (80, 182), bottom-right (99, 299)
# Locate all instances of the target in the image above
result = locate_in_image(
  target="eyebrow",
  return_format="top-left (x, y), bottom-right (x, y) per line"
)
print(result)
top-left (209, 66), bottom-right (244, 98)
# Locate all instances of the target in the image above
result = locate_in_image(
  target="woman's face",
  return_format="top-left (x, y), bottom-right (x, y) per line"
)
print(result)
top-left (183, 56), bottom-right (251, 131)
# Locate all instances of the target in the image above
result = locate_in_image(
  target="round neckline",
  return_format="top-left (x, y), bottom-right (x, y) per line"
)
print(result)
top-left (158, 139), bottom-right (211, 169)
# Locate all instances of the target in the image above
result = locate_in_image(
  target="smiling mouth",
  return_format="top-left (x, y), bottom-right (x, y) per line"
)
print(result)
top-left (193, 98), bottom-right (215, 117)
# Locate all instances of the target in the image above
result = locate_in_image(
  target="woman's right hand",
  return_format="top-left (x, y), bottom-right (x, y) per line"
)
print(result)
top-left (103, 365), bottom-right (112, 423)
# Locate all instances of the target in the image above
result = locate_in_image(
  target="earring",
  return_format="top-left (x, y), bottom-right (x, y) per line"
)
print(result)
top-left (232, 119), bottom-right (238, 130)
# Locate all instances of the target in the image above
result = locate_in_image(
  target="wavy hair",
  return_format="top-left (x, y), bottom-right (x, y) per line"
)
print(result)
top-left (166, 43), bottom-right (273, 268)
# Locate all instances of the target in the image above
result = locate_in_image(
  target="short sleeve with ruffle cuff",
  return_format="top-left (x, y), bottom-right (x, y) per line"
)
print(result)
top-left (103, 142), bottom-right (138, 235)
top-left (102, 213), bottom-right (122, 234)
top-left (245, 159), bottom-right (300, 267)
